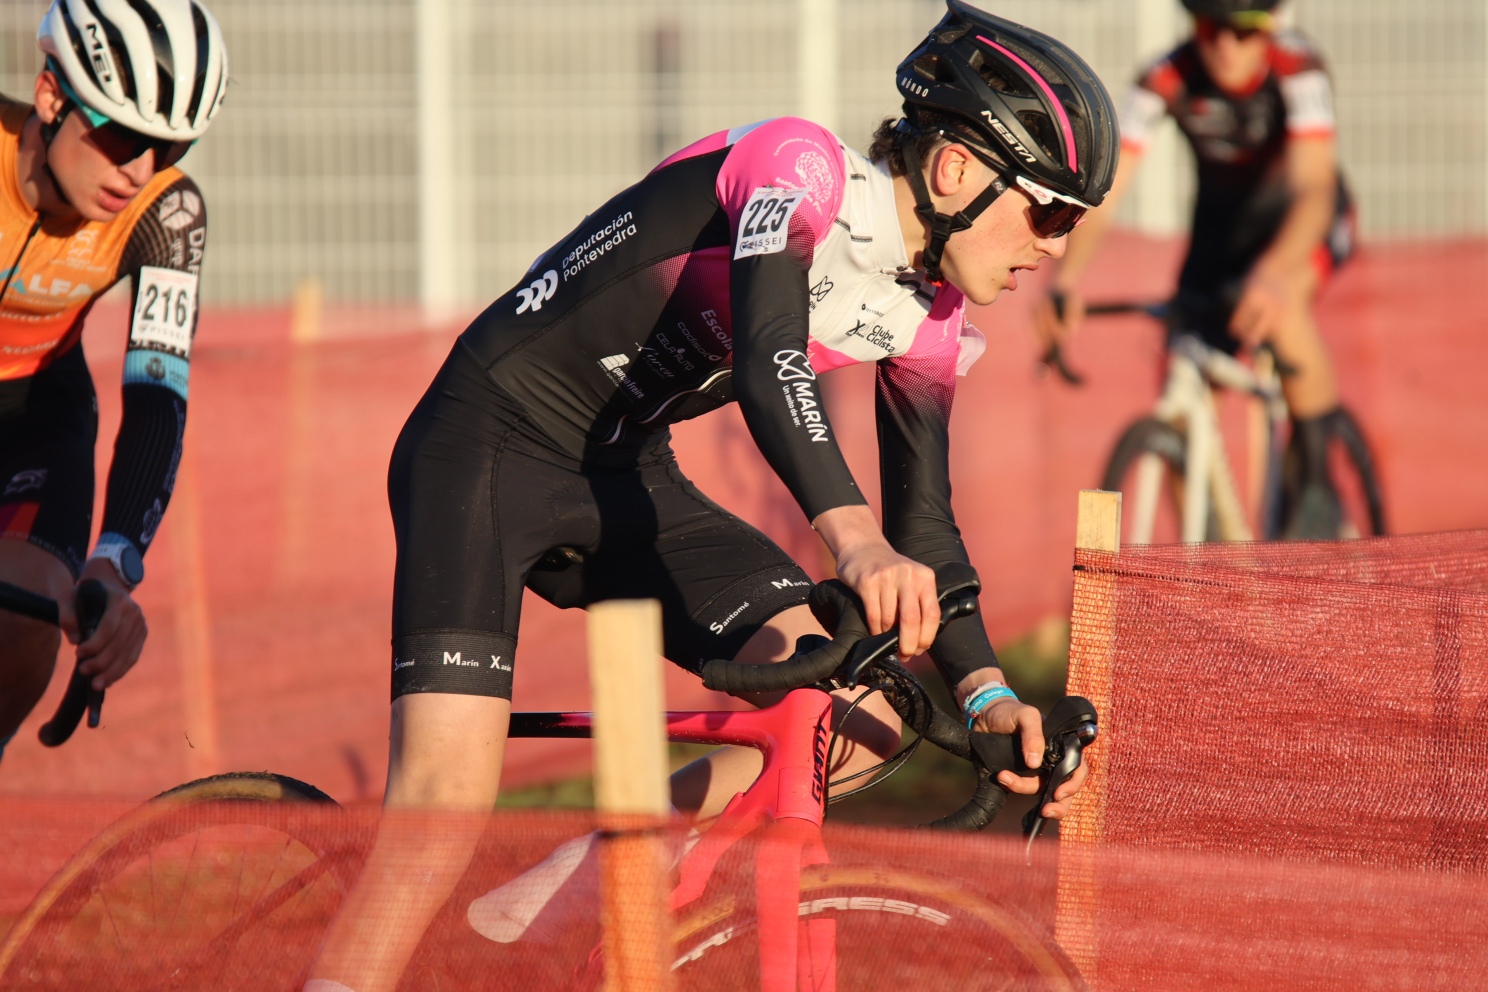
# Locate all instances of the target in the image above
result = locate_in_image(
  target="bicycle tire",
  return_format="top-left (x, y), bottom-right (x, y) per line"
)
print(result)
top-left (1101, 417), bottom-right (1218, 545)
top-left (0, 772), bottom-right (352, 992)
top-left (1279, 406), bottom-right (1387, 539)
top-left (663, 866), bottom-right (1088, 992)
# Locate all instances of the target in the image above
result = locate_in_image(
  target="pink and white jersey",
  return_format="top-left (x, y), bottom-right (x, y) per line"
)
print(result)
top-left (462, 115), bottom-right (985, 533)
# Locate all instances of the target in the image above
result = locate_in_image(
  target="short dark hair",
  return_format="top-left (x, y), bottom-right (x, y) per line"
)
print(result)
top-left (868, 112), bottom-right (1007, 177)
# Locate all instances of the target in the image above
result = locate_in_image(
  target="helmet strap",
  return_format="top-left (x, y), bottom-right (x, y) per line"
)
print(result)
top-left (898, 131), bottom-right (1006, 285)
top-left (35, 99), bottom-right (78, 212)
top-left (39, 98), bottom-right (74, 147)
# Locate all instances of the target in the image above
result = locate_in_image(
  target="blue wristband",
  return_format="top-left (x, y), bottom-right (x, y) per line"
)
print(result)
top-left (963, 682), bottom-right (1018, 728)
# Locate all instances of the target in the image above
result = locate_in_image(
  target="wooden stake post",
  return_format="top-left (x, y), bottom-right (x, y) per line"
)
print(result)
top-left (587, 600), bottom-right (675, 992)
top-left (1056, 490), bottom-right (1121, 983)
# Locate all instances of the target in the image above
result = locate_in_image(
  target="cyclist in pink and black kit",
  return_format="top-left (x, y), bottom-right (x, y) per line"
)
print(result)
top-left (309, 5), bottom-right (1120, 988)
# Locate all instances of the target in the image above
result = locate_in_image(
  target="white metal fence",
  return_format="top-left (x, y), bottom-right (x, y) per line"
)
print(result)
top-left (1, 0), bottom-right (1485, 306)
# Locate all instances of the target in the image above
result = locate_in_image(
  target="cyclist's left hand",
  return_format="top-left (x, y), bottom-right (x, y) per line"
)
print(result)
top-left (975, 696), bottom-right (1089, 820)
top-left (1230, 262), bottom-right (1300, 348)
top-left (74, 560), bottom-right (148, 691)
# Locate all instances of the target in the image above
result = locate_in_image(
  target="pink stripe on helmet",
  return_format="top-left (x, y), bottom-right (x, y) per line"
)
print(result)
top-left (976, 35), bottom-right (1078, 173)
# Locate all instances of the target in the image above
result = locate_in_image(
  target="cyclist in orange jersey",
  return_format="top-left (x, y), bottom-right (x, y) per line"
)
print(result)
top-left (0, 0), bottom-right (228, 762)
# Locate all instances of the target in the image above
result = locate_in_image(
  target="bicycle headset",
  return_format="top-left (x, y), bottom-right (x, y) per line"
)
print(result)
top-left (35, 0), bottom-right (229, 202)
top-left (893, 0), bottom-right (1120, 284)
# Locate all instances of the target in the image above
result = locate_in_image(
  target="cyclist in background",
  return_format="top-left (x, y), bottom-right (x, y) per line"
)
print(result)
top-left (1034, 0), bottom-right (1355, 538)
top-left (308, 3), bottom-right (1119, 989)
top-left (0, 0), bottom-right (228, 762)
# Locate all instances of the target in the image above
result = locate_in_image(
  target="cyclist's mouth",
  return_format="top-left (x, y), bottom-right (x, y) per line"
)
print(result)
top-left (98, 186), bottom-right (136, 213)
top-left (1007, 262), bottom-right (1039, 291)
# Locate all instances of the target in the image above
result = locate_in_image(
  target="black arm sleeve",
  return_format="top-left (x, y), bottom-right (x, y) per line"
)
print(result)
top-left (99, 176), bottom-right (206, 558)
top-left (876, 357), bottom-right (999, 688)
top-left (730, 249), bottom-right (866, 521)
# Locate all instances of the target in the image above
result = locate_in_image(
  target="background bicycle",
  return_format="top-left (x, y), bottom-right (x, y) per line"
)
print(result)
top-left (1043, 298), bottom-right (1385, 546)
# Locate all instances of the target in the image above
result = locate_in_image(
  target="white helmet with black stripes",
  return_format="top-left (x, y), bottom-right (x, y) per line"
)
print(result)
top-left (38, 0), bottom-right (229, 142)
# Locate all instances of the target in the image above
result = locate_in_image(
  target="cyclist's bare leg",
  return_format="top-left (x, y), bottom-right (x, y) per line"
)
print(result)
top-left (0, 539), bottom-right (72, 747)
top-left (308, 693), bottom-right (509, 992)
top-left (669, 603), bottom-right (904, 822)
top-left (1267, 273), bottom-right (1339, 419)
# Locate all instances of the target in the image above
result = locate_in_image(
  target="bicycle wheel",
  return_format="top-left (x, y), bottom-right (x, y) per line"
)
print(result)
top-left (1101, 417), bottom-right (1218, 546)
top-left (0, 772), bottom-right (352, 992)
top-left (1279, 407), bottom-right (1387, 539)
top-left (668, 866), bottom-right (1088, 991)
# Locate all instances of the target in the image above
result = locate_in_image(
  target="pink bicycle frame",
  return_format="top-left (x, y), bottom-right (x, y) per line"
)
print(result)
top-left (512, 686), bottom-right (840, 991)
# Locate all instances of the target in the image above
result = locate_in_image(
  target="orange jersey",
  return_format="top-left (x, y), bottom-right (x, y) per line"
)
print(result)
top-left (0, 91), bottom-right (207, 577)
top-left (0, 94), bottom-right (202, 381)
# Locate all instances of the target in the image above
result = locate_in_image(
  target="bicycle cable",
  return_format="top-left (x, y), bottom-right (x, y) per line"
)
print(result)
top-left (821, 664), bottom-right (942, 804)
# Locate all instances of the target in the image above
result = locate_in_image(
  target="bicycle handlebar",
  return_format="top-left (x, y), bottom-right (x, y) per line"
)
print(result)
top-left (699, 563), bottom-right (1099, 833)
top-left (26, 580), bottom-right (110, 747)
top-left (0, 580), bottom-right (62, 626)
top-left (699, 562), bottom-right (980, 696)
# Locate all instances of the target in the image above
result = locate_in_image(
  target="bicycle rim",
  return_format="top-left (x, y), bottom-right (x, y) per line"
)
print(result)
top-left (669, 866), bottom-right (1087, 991)
top-left (1329, 409), bottom-right (1387, 537)
top-left (0, 772), bottom-right (350, 992)
top-left (1102, 418), bottom-right (1216, 546)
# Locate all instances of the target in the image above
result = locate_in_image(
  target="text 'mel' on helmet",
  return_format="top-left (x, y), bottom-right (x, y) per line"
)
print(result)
top-left (38, 0), bottom-right (229, 143)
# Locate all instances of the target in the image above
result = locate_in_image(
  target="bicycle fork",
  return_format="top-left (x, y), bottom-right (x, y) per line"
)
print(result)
top-left (1154, 347), bottom-right (1254, 542)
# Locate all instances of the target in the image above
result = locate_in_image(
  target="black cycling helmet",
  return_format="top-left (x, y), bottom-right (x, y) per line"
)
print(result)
top-left (896, 0), bottom-right (1119, 210)
top-left (894, 1), bottom-right (1119, 283)
top-left (1181, 0), bottom-right (1281, 18)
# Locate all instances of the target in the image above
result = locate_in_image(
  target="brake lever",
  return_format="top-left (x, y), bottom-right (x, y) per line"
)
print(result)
top-left (1021, 697), bottom-right (1099, 861)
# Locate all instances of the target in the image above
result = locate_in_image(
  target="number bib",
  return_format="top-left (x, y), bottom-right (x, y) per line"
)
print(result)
top-left (130, 266), bottom-right (199, 357)
top-left (734, 186), bottom-right (808, 260)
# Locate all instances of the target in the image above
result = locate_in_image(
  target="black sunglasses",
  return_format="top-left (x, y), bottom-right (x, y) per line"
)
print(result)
top-left (1195, 16), bottom-right (1267, 42)
top-left (957, 137), bottom-right (1089, 239)
top-left (81, 116), bottom-right (195, 171)
top-left (1017, 192), bottom-right (1087, 239)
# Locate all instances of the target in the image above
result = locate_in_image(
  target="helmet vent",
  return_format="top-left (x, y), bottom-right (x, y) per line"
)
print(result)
top-left (913, 54), bottom-right (959, 84)
top-left (1017, 110), bottom-right (1061, 163)
top-left (977, 62), bottom-right (1022, 96)
top-left (185, 4), bottom-right (211, 121)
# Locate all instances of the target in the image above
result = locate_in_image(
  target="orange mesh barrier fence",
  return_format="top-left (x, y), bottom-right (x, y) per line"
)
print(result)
top-left (4, 235), bottom-right (1487, 807)
top-left (5, 788), bottom-right (1486, 990)
top-left (0, 794), bottom-right (1077, 991)
top-left (1059, 529), bottom-right (1488, 990)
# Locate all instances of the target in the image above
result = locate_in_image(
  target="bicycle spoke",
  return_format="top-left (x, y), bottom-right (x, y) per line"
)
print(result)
top-left (162, 855), bottom-right (334, 986)
top-left (166, 829), bottom-right (206, 940)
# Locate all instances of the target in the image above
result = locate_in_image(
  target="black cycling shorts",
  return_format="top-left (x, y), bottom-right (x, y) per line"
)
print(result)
top-left (387, 341), bottom-right (813, 701)
top-left (1177, 178), bottom-right (1355, 355)
top-left (0, 346), bottom-right (97, 578)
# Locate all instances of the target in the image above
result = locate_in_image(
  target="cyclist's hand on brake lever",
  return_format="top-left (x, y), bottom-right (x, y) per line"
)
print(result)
top-left (1231, 260), bottom-right (1301, 349)
top-left (835, 542), bottom-right (938, 661)
top-left (814, 506), bottom-right (938, 660)
top-left (74, 560), bottom-right (147, 691)
top-left (972, 693), bottom-right (1089, 820)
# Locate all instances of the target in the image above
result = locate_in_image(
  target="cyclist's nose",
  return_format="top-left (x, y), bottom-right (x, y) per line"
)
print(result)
top-left (1039, 235), bottom-right (1070, 260)
top-left (120, 153), bottom-right (155, 188)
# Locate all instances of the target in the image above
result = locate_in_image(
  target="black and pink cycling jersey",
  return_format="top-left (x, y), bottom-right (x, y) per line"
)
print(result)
top-left (460, 116), bottom-right (984, 523)
top-left (398, 116), bottom-right (999, 693)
